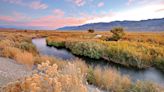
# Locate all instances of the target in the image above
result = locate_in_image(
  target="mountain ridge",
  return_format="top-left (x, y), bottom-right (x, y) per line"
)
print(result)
top-left (57, 18), bottom-right (164, 31)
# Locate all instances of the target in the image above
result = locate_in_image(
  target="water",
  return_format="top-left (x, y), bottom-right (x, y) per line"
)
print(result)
top-left (32, 38), bottom-right (164, 85)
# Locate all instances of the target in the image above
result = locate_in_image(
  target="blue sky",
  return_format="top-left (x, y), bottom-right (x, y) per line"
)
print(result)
top-left (0, 0), bottom-right (164, 29)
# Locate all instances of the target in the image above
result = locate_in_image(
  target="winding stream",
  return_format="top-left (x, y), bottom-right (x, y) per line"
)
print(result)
top-left (32, 38), bottom-right (164, 85)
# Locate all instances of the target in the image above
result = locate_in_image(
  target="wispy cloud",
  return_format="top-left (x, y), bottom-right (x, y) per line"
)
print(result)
top-left (2, 0), bottom-right (48, 10)
top-left (126, 0), bottom-right (135, 5)
top-left (97, 2), bottom-right (104, 7)
top-left (21, 15), bottom-right (87, 29)
top-left (72, 0), bottom-right (85, 6)
top-left (87, 3), bottom-right (164, 23)
top-left (0, 11), bottom-right (31, 23)
top-left (53, 9), bottom-right (65, 17)
top-left (29, 1), bottom-right (48, 10)
top-left (0, 16), bottom-right (16, 22)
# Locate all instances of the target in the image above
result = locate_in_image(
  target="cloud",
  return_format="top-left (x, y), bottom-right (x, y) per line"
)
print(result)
top-left (87, 3), bottom-right (164, 23)
top-left (0, 11), bottom-right (31, 23)
top-left (53, 9), bottom-right (65, 17)
top-left (72, 0), bottom-right (85, 6)
top-left (2, 0), bottom-right (24, 5)
top-left (25, 15), bottom-right (87, 29)
top-left (155, 8), bottom-right (164, 12)
top-left (0, 14), bottom-right (88, 29)
top-left (126, 0), bottom-right (135, 5)
top-left (0, 16), bottom-right (16, 22)
top-left (97, 2), bottom-right (104, 7)
top-left (29, 1), bottom-right (48, 10)
top-left (2, 0), bottom-right (48, 10)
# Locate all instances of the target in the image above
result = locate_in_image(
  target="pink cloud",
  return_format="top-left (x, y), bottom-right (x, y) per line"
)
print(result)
top-left (29, 1), bottom-right (48, 10)
top-left (2, 0), bottom-right (48, 10)
top-left (53, 9), bottom-right (65, 17)
top-left (2, 0), bottom-right (24, 5)
top-left (0, 16), bottom-right (16, 22)
top-left (72, 0), bottom-right (85, 6)
top-left (155, 8), bottom-right (164, 12)
top-left (17, 15), bottom-right (88, 29)
top-left (0, 11), bottom-right (31, 23)
top-left (97, 2), bottom-right (104, 7)
top-left (126, 0), bottom-right (135, 5)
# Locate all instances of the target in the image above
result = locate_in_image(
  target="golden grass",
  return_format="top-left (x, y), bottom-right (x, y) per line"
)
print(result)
top-left (1, 30), bottom-right (164, 92)
top-left (2, 47), bottom-right (22, 58)
top-left (1, 61), bottom-right (88, 92)
top-left (87, 66), bottom-right (131, 92)
top-left (15, 51), bottom-right (34, 68)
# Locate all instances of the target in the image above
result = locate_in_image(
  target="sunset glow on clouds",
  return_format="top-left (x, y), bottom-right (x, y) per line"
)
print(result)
top-left (0, 0), bottom-right (164, 29)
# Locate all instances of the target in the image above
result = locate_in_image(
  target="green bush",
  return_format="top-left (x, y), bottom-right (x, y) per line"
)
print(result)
top-left (47, 41), bottom-right (65, 47)
top-left (18, 42), bottom-right (37, 55)
top-left (88, 29), bottom-right (94, 33)
top-left (155, 58), bottom-right (164, 72)
top-left (65, 41), bottom-right (106, 59)
top-left (110, 27), bottom-right (125, 41)
top-left (86, 67), bottom-right (96, 84)
top-left (130, 81), bottom-right (164, 92)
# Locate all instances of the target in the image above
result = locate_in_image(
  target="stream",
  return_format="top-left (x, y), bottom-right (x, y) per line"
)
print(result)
top-left (32, 38), bottom-right (164, 86)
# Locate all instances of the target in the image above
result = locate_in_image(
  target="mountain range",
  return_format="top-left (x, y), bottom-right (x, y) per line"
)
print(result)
top-left (57, 18), bottom-right (164, 31)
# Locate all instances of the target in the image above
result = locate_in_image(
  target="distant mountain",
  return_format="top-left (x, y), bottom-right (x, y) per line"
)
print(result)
top-left (57, 18), bottom-right (164, 31)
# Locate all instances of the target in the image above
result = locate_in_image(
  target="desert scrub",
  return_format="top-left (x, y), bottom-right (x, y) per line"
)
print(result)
top-left (87, 66), bottom-right (131, 92)
top-left (155, 58), bottom-right (164, 72)
top-left (2, 47), bottom-right (34, 68)
top-left (87, 66), bottom-right (164, 92)
top-left (1, 61), bottom-right (88, 92)
top-left (34, 55), bottom-right (67, 69)
top-left (18, 41), bottom-right (38, 55)
top-left (130, 81), bottom-right (164, 92)
top-left (100, 41), bottom-right (164, 68)
top-left (47, 41), bottom-right (65, 47)
top-left (46, 36), bottom-right (65, 47)
top-left (65, 41), bottom-right (106, 59)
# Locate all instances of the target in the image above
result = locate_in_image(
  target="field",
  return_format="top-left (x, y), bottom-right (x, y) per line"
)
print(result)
top-left (0, 30), bottom-right (164, 92)
top-left (46, 31), bottom-right (164, 70)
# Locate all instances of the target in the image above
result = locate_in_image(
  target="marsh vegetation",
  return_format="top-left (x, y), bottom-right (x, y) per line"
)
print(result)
top-left (0, 30), bottom-right (164, 92)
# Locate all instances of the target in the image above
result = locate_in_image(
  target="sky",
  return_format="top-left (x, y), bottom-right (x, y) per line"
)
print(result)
top-left (0, 0), bottom-right (164, 30)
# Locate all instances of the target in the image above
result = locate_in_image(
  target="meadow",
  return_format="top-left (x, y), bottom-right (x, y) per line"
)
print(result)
top-left (0, 30), bottom-right (164, 92)
top-left (46, 31), bottom-right (164, 70)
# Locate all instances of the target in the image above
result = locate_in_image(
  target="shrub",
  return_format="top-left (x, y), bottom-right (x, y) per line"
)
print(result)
top-left (18, 42), bottom-right (37, 55)
top-left (87, 66), bottom-right (131, 92)
top-left (2, 47), bottom-right (22, 58)
top-left (88, 29), bottom-right (94, 33)
top-left (110, 27), bottom-right (125, 41)
top-left (15, 51), bottom-right (34, 68)
top-left (130, 81), bottom-right (164, 92)
top-left (1, 61), bottom-right (88, 92)
top-left (34, 55), bottom-right (66, 69)
top-left (155, 58), bottom-right (164, 72)
top-left (65, 41), bottom-right (106, 59)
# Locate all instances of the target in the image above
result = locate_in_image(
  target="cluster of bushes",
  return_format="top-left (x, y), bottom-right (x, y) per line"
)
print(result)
top-left (47, 36), bottom-right (164, 69)
top-left (1, 61), bottom-right (88, 92)
top-left (65, 41), bottom-right (106, 59)
top-left (2, 57), bottom-right (164, 92)
top-left (87, 66), bottom-right (164, 92)
top-left (0, 33), bottom-right (38, 68)
top-left (46, 37), bottom-right (65, 47)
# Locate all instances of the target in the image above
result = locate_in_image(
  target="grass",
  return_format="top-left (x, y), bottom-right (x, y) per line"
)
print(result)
top-left (87, 66), bottom-right (132, 92)
top-left (46, 32), bottom-right (164, 69)
top-left (0, 31), bottom-right (164, 92)
top-left (2, 60), bottom-right (164, 92)
top-left (1, 60), bottom-right (88, 92)
top-left (15, 51), bottom-right (34, 68)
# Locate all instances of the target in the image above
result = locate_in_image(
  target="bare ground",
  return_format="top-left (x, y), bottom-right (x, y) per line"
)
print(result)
top-left (0, 57), bottom-right (32, 87)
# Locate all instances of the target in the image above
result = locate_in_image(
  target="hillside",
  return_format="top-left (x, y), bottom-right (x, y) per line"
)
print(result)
top-left (57, 18), bottom-right (164, 31)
